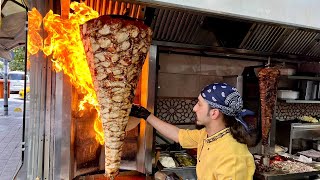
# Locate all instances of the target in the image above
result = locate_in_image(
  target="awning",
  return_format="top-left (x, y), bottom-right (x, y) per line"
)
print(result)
top-left (0, 0), bottom-right (28, 61)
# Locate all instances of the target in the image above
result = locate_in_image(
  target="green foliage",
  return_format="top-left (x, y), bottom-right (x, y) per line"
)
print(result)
top-left (10, 46), bottom-right (26, 71)
top-left (0, 61), bottom-right (3, 70)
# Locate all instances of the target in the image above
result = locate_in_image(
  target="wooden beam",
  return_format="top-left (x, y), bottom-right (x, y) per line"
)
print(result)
top-left (61, 0), bottom-right (70, 19)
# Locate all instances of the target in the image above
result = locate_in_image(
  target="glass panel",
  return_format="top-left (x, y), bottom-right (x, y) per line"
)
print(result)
top-left (8, 73), bottom-right (25, 80)
top-left (0, 46), bottom-right (28, 179)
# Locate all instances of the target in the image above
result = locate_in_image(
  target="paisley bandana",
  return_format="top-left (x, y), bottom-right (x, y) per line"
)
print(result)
top-left (200, 83), bottom-right (254, 132)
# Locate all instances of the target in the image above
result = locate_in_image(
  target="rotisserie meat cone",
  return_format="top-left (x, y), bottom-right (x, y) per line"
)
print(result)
top-left (81, 15), bottom-right (152, 177)
top-left (258, 67), bottom-right (280, 145)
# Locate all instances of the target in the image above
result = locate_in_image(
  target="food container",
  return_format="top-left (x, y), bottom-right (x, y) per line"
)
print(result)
top-left (313, 141), bottom-right (320, 151)
top-left (277, 90), bottom-right (299, 100)
top-left (157, 151), bottom-right (197, 180)
top-left (279, 68), bottom-right (296, 76)
top-left (299, 80), bottom-right (314, 100)
top-left (297, 149), bottom-right (320, 161)
top-left (173, 152), bottom-right (197, 167)
top-left (158, 153), bottom-right (179, 169)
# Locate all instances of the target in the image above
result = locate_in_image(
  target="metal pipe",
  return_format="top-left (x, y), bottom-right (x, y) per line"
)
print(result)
top-left (15, 7), bottom-right (28, 179)
top-left (22, 7), bottom-right (28, 165)
top-left (3, 58), bottom-right (8, 116)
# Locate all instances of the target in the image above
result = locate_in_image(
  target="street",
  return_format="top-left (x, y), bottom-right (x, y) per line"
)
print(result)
top-left (0, 94), bottom-right (25, 180)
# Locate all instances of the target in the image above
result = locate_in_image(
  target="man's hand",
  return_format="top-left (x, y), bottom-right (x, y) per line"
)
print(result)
top-left (129, 104), bottom-right (151, 120)
top-left (130, 104), bottom-right (180, 143)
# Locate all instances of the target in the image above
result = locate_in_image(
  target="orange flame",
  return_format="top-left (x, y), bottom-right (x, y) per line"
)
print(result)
top-left (28, 2), bottom-right (105, 145)
top-left (27, 7), bottom-right (43, 71)
top-left (28, 8), bottom-right (43, 55)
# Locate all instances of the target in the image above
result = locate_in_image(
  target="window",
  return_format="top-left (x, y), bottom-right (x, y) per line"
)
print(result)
top-left (8, 73), bottom-right (25, 80)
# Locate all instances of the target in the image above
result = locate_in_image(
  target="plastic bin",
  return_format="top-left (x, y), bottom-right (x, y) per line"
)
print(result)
top-left (0, 79), bottom-right (10, 98)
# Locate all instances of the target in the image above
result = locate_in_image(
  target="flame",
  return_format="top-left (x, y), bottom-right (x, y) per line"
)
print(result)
top-left (27, 7), bottom-right (43, 71)
top-left (28, 8), bottom-right (43, 55)
top-left (28, 2), bottom-right (105, 145)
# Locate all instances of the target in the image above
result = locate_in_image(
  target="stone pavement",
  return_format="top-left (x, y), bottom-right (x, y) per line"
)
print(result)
top-left (0, 94), bottom-right (25, 180)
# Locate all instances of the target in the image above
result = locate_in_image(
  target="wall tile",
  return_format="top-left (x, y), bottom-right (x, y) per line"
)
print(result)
top-left (156, 97), bottom-right (197, 124)
top-left (159, 53), bottom-right (200, 74)
top-left (158, 73), bottom-right (199, 97)
top-left (199, 75), bottom-right (223, 91)
top-left (156, 97), bottom-right (320, 124)
top-left (200, 57), bottom-right (262, 76)
top-left (276, 101), bottom-right (320, 120)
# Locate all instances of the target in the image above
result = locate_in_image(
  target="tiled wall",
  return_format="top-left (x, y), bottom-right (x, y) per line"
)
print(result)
top-left (156, 97), bottom-right (320, 124)
top-left (157, 53), bottom-right (262, 97)
top-left (156, 53), bottom-right (320, 124)
top-left (276, 101), bottom-right (320, 120)
top-left (156, 53), bottom-right (261, 124)
top-left (156, 97), bottom-right (197, 124)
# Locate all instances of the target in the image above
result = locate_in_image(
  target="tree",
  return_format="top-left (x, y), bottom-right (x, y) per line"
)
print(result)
top-left (0, 61), bottom-right (3, 70)
top-left (10, 46), bottom-right (25, 71)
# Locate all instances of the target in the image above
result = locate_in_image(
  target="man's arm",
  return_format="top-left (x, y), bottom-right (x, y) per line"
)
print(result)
top-left (129, 105), bottom-right (180, 143)
top-left (146, 114), bottom-right (180, 143)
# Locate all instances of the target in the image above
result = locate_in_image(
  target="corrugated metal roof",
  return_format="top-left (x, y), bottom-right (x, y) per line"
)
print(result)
top-left (306, 42), bottom-right (320, 57)
top-left (81, 0), bottom-right (320, 61)
top-left (240, 24), bottom-right (286, 52)
top-left (150, 9), bottom-right (208, 45)
top-left (277, 30), bottom-right (319, 55)
top-left (81, 0), bottom-right (145, 19)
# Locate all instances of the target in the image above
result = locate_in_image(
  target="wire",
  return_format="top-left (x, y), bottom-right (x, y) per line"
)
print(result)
top-left (21, 0), bottom-right (29, 11)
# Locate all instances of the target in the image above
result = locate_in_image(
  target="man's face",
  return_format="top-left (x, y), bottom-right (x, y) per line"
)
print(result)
top-left (193, 95), bottom-right (212, 126)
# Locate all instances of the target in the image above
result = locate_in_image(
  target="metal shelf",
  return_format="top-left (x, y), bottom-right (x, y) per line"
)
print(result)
top-left (287, 75), bottom-right (320, 81)
top-left (285, 99), bottom-right (320, 103)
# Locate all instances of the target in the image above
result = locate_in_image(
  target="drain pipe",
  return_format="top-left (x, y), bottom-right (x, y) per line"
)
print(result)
top-left (22, 0), bottom-right (29, 166)
top-left (3, 58), bottom-right (8, 116)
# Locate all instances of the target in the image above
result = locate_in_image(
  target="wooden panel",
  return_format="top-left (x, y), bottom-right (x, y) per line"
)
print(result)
top-left (60, 0), bottom-right (70, 19)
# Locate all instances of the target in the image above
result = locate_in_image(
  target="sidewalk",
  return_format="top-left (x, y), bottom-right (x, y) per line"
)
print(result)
top-left (0, 94), bottom-right (25, 180)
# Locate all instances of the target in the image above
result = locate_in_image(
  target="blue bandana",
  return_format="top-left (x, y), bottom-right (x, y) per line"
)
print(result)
top-left (200, 83), bottom-right (254, 132)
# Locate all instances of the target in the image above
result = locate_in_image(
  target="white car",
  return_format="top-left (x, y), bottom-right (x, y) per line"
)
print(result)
top-left (8, 71), bottom-right (29, 93)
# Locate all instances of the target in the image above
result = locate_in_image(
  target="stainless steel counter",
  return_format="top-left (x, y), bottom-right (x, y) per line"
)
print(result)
top-left (161, 167), bottom-right (196, 180)
top-left (255, 170), bottom-right (320, 180)
top-left (276, 121), bottom-right (320, 154)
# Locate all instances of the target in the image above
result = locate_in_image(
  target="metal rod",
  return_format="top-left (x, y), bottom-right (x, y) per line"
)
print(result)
top-left (8, 0), bottom-right (27, 9)
top-left (0, 37), bottom-right (15, 40)
top-left (1, 0), bottom-right (9, 10)
top-left (22, 9), bottom-right (28, 165)
top-left (3, 58), bottom-right (8, 116)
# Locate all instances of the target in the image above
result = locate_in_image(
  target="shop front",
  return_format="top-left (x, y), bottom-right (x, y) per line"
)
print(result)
top-left (15, 0), bottom-right (320, 179)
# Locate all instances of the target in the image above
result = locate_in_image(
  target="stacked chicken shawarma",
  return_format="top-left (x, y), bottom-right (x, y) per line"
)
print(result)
top-left (81, 15), bottom-right (152, 177)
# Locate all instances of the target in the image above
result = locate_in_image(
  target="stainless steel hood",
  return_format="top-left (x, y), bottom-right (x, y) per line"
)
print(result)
top-left (148, 8), bottom-right (320, 62)
top-left (80, 0), bottom-right (320, 62)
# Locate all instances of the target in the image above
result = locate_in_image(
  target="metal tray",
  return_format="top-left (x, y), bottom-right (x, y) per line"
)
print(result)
top-left (157, 151), bottom-right (197, 170)
top-left (255, 155), bottom-right (320, 180)
top-left (158, 153), bottom-right (179, 169)
top-left (255, 169), bottom-right (320, 180)
top-left (173, 152), bottom-right (197, 167)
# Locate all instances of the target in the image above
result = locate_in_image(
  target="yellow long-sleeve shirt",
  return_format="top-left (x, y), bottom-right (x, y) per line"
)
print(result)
top-left (178, 128), bottom-right (255, 180)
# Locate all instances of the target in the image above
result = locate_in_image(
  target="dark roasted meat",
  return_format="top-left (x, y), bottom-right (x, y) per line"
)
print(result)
top-left (258, 67), bottom-right (280, 145)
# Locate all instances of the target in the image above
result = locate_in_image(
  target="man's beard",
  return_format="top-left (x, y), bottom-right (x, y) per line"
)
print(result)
top-left (195, 116), bottom-right (205, 129)
top-left (195, 116), bottom-right (201, 125)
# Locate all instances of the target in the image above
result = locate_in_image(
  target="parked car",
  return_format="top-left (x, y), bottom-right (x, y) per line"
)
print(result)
top-left (8, 71), bottom-right (29, 93)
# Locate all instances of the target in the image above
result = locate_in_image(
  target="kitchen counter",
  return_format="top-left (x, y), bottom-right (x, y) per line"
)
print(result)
top-left (76, 171), bottom-right (154, 180)
top-left (254, 170), bottom-right (320, 180)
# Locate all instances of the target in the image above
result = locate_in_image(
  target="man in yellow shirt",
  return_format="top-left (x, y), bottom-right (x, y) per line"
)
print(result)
top-left (130, 83), bottom-right (256, 179)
